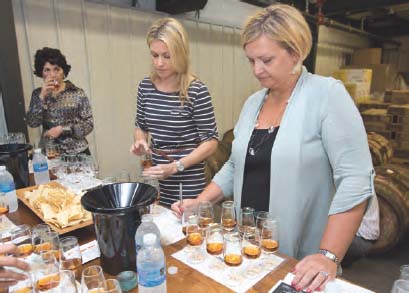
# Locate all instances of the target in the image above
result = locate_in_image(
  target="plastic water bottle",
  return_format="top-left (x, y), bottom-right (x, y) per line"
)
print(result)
top-left (137, 233), bottom-right (167, 293)
top-left (33, 149), bottom-right (50, 185)
top-left (135, 214), bottom-right (161, 256)
top-left (0, 166), bottom-right (18, 212)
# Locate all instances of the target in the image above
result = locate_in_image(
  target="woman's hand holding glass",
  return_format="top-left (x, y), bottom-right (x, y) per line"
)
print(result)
top-left (39, 76), bottom-right (59, 99)
top-left (0, 243), bottom-right (30, 282)
top-left (130, 139), bottom-right (149, 156)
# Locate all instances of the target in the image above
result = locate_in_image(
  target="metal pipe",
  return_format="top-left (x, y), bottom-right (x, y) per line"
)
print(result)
top-left (302, 12), bottom-right (401, 46)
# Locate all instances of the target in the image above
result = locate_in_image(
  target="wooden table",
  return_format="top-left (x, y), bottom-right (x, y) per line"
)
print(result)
top-left (8, 199), bottom-right (297, 293)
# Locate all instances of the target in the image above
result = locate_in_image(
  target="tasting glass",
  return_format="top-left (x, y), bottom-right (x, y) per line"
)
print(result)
top-left (37, 231), bottom-right (60, 259)
top-left (223, 232), bottom-right (243, 267)
top-left (205, 223), bottom-right (224, 255)
top-left (242, 227), bottom-right (262, 260)
top-left (11, 224), bottom-right (33, 258)
top-left (8, 273), bottom-right (34, 293)
top-left (32, 224), bottom-right (51, 254)
top-left (255, 211), bottom-right (273, 231)
top-left (401, 265), bottom-right (409, 281)
top-left (198, 201), bottom-right (214, 229)
top-left (49, 270), bottom-right (78, 293)
top-left (186, 215), bottom-right (205, 264)
top-left (102, 279), bottom-right (122, 293)
top-left (221, 201), bottom-right (236, 232)
top-left (32, 251), bottom-right (60, 292)
top-left (391, 279), bottom-right (409, 293)
top-left (59, 236), bottom-right (83, 281)
top-left (181, 208), bottom-right (198, 236)
top-left (81, 265), bottom-right (105, 293)
top-left (261, 219), bottom-right (279, 254)
top-left (238, 207), bottom-right (255, 234)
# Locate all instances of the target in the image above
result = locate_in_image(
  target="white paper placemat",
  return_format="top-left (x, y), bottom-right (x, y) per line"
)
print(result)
top-left (151, 205), bottom-right (185, 246)
top-left (172, 247), bottom-right (285, 293)
top-left (268, 273), bottom-right (375, 293)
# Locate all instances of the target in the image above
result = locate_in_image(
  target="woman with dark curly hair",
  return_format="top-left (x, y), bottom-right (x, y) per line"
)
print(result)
top-left (26, 47), bottom-right (94, 155)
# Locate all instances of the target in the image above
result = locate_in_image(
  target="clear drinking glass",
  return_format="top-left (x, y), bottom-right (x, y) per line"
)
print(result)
top-left (206, 223), bottom-right (224, 255)
top-left (81, 265), bottom-right (105, 293)
top-left (11, 224), bottom-right (33, 258)
top-left (255, 211), bottom-right (273, 231)
top-left (186, 214), bottom-right (205, 264)
top-left (49, 270), bottom-right (78, 293)
top-left (198, 201), bottom-right (214, 229)
top-left (32, 251), bottom-right (60, 292)
top-left (391, 279), bottom-right (409, 293)
top-left (223, 232), bottom-right (243, 267)
top-left (401, 265), bottom-right (409, 281)
top-left (32, 224), bottom-right (51, 254)
top-left (182, 208), bottom-right (198, 236)
top-left (37, 231), bottom-right (60, 259)
top-left (242, 227), bottom-right (262, 259)
top-left (102, 279), bottom-right (122, 293)
top-left (261, 219), bottom-right (279, 254)
top-left (238, 207), bottom-right (255, 234)
top-left (59, 236), bottom-right (83, 281)
top-left (221, 201), bottom-right (236, 232)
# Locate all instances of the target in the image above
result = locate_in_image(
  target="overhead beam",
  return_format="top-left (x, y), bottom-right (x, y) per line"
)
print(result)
top-left (323, 0), bottom-right (409, 16)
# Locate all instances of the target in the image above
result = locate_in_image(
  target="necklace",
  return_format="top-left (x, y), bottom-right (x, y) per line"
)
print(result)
top-left (248, 92), bottom-right (288, 156)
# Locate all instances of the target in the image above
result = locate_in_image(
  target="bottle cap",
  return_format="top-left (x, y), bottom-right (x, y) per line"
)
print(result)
top-left (168, 266), bottom-right (178, 275)
top-left (117, 271), bottom-right (137, 292)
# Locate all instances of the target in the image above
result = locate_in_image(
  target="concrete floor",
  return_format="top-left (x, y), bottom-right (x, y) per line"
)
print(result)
top-left (342, 239), bottom-right (409, 293)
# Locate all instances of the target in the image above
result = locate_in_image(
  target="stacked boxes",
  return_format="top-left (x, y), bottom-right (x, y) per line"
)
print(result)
top-left (388, 105), bottom-right (409, 156)
top-left (361, 109), bottom-right (389, 138)
top-left (384, 90), bottom-right (409, 104)
top-left (332, 69), bottom-right (372, 104)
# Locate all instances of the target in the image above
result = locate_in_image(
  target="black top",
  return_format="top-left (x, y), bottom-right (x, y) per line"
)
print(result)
top-left (241, 127), bottom-right (279, 211)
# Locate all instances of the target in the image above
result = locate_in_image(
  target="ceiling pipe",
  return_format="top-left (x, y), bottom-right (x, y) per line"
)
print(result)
top-left (301, 11), bottom-right (401, 46)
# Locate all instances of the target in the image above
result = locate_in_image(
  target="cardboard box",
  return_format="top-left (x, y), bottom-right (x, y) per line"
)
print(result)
top-left (344, 82), bottom-right (371, 104)
top-left (343, 64), bottom-right (397, 93)
top-left (352, 48), bottom-right (382, 66)
top-left (333, 69), bottom-right (372, 83)
top-left (384, 90), bottom-right (409, 104)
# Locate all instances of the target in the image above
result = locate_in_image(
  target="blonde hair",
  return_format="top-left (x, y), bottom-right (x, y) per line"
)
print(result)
top-left (242, 4), bottom-right (312, 71)
top-left (147, 18), bottom-right (196, 103)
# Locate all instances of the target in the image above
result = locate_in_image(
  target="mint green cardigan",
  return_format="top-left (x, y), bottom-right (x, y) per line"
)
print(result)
top-left (213, 67), bottom-right (375, 259)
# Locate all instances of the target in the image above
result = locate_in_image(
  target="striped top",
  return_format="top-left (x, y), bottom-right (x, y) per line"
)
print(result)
top-left (135, 77), bottom-right (218, 206)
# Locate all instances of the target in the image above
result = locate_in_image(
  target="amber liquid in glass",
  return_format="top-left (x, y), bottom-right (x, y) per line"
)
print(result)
top-left (17, 243), bottom-right (34, 257)
top-left (35, 275), bottom-right (60, 292)
top-left (243, 245), bottom-right (261, 259)
top-left (224, 254), bottom-right (243, 266)
top-left (222, 219), bottom-right (236, 231)
top-left (199, 217), bottom-right (213, 228)
top-left (182, 226), bottom-right (195, 236)
top-left (142, 159), bottom-right (153, 169)
top-left (60, 258), bottom-right (82, 280)
top-left (34, 242), bottom-right (51, 254)
top-left (262, 239), bottom-right (279, 253)
top-left (0, 206), bottom-right (9, 214)
top-left (14, 286), bottom-right (33, 293)
top-left (206, 242), bottom-right (223, 255)
top-left (187, 232), bottom-right (203, 246)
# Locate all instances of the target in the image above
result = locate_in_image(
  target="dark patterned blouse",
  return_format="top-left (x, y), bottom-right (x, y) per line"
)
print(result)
top-left (26, 80), bottom-right (94, 154)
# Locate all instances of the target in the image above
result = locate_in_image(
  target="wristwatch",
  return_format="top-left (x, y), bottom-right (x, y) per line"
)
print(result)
top-left (318, 249), bottom-right (340, 266)
top-left (175, 160), bottom-right (185, 172)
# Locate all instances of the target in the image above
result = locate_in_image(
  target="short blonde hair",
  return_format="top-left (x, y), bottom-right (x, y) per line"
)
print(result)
top-left (242, 4), bottom-right (312, 63)
top-left (147, 18), bottom-right (195, 102)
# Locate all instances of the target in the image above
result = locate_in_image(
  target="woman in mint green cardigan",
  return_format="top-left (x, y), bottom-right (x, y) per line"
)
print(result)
top-left (172, 4), bottom-right (374, 292)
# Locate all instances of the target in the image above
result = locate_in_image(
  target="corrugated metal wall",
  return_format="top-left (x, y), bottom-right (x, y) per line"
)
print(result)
top-left (12, 0), bottom-right (260, 179)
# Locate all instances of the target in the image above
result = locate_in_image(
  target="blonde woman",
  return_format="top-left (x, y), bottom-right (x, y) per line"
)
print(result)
top-left (131, 18), bottom-right (218, 206)
top-left (172, 4), bottom-right (374, 292)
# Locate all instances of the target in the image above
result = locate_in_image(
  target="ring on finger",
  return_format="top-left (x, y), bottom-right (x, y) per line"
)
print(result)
top-left (318, 270), bottom-right (329, 278)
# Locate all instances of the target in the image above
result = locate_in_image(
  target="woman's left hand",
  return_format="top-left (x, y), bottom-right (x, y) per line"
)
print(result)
top-left (44, 126), bottom-right (63, 139)
top-left (291, 253), bottom-right (337, 292)
top-left (142, 162), bottom-right (176, 180)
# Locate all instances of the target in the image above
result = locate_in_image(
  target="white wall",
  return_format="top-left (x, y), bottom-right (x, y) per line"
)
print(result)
top-left (315, 26), bottom-right (371, 76)
top-left (12, 0), bottom-right (259, 179)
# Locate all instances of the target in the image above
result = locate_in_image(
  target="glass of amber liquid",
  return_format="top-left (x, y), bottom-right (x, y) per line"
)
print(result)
top-left (186, 215), bottom-right (205, 264)
top-left (32, 224), bottom-right (51, 254)
top-left (36, 231), bottom-right (60, 259)
top-left (48, 270), bottom-right (77, 293)
top-left (141, 153), bottom-right (153, 170)
top-left (33, 251), bottom-right (60, 292)
top-left (59, 236), bottom-right (83, 281)
top-left (223, 233), bottom-right (243, 267)
top-left (255, 211), bottom-right (273, 231)
top-left (81, 265), bottom-right (105, 293)
top-left (238, 207), bottom-right (255, 235)
top-left (242, 227), bottom-right (262, 260)
top-left (198, 201), bottom-right (214, 229)
top-left (206, 224), bottom-right (224, 255)
top-left (221, 201), bottom-right (236, 232)
top-left (261, 220), bottom-right (279, 254)
top-left (182, 208), bottom-right (197, 236)
top-left (11, 224), bottom-right (33, 258)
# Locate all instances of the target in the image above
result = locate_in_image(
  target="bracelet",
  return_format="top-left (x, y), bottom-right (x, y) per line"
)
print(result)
top-left (62, 126), bottom-right (73, 135)
top-left (318, 249), bottom-right (341, 266)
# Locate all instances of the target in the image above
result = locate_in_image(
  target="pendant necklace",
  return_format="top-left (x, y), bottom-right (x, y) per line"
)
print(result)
top-left (248, 92), bottom-right (288, 156)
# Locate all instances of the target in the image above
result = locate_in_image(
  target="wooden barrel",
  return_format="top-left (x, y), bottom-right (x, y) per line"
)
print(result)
top-left (367, 132), bottom-right (393, 166)
top-left (204, 129), bottom-right (234, 183)
top-left (370, 164), bottom-right (409, 254)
